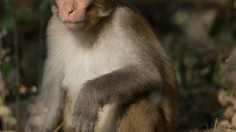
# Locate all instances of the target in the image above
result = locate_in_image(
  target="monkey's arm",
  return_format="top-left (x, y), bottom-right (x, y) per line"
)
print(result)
top-left (72, 64), bottom-right (162, 131)
top-left (25, 58), bottom-right (64, 132)
top-left (87, 65), bottom-right (161, 104)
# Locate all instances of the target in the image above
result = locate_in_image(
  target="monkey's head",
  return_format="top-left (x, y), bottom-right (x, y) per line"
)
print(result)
top-left (52, 0), bottom-right (114, 30)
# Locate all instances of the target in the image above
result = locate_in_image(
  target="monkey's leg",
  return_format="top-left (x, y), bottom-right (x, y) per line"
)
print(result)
top-left (117, 99), bottom-right (168, 132)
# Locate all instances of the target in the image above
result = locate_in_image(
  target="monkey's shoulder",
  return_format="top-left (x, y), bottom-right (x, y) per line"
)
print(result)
top-left (112, 3), bottom-right (158, 43)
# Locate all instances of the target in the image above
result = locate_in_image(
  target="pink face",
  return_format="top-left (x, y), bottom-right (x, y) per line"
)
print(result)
top-left (54, 0), bottom-right (92, 29)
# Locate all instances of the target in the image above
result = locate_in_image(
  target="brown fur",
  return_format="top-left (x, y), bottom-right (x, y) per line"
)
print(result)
top-left (118, 99), bottom-right (168, 132)
top-left (25, 0), bottom-right (179, 132)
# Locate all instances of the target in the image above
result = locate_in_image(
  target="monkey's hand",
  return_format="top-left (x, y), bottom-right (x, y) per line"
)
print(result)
top-left (25, 115), bottom-right (49, 132)
top-left (25, 103), bottom-right (50, 132)
top-left (72, 86), bottom-right (100, 132)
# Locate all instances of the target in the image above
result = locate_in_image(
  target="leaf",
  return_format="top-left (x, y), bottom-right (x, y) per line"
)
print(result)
top-left (172, 9), bottom-right (189, 26)
top-left (8, 84), bottom-right (17, 95)
top-left (2, 17), bottom-right (15, 29)
top-left (16, 7), bottom-right (33, 23)
top-left (4, 4), bottom-right (13, 18)
top-left (0, 62), bottom-right (11, 78)
top-left (39, 0), bottom-right (50, 12)
top-left (4, 0), bottom-right (15, 5)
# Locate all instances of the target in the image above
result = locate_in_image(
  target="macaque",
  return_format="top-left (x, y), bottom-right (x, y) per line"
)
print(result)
top-left (25, 0), bottom-right (179, 132)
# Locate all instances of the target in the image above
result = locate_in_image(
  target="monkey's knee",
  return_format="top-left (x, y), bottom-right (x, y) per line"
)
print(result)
top-left (117, 99), bottom-right (168, 132)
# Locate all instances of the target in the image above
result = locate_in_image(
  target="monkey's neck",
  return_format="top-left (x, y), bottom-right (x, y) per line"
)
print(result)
top-left (70, 15), bottom-right (112, 48)
top-left (70, 29), bottom-right (99, 48)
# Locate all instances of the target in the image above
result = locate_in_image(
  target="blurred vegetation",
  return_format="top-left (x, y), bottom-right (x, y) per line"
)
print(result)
top-left (1, 0), bottom-right (236, 131)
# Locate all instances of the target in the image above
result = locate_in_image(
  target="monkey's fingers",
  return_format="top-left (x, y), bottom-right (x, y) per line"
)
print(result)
top-left (73, 116), bottom-right (96, 132)
top-left (81, 119), bottom-right (96, 132)
top-left (73, 117), bottom-right (84, 132)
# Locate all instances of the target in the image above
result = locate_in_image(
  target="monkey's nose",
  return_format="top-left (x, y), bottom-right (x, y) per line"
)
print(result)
top-left (63, 2), bottom-right (75, 15)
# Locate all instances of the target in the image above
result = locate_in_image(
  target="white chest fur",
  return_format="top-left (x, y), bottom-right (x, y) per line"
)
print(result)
top-left (61, 35), bottom-right (133, 93)
top-left (48, 17), bottom-right (137, 93)
top-left (47, 17), bottom-right (137, 131)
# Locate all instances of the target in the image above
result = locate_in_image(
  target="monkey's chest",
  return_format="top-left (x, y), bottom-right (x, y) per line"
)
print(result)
top-left (61, 47), bottom-right (128, 93)
top-left (61, 47), bottom-right (127, 131)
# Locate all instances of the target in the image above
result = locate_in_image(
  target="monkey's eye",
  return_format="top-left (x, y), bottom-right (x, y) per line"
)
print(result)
top-left (94, 3), bottom-right (104, 9)
top-left (85, 3), bottom-right (103, 13)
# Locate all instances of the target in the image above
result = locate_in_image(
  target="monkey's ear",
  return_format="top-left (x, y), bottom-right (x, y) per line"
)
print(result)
top-left (95, 0), bottom-right (115, 17)
top-left (50, 0), bottom-right (57, 7)
top-left (51, 0), bottom-right (58, 15)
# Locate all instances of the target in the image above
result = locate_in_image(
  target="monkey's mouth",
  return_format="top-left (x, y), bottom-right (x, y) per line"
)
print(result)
top-left (64, 21), bottom-right (84, 24)
top-left (64, 21), bottom-right (85, 29)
